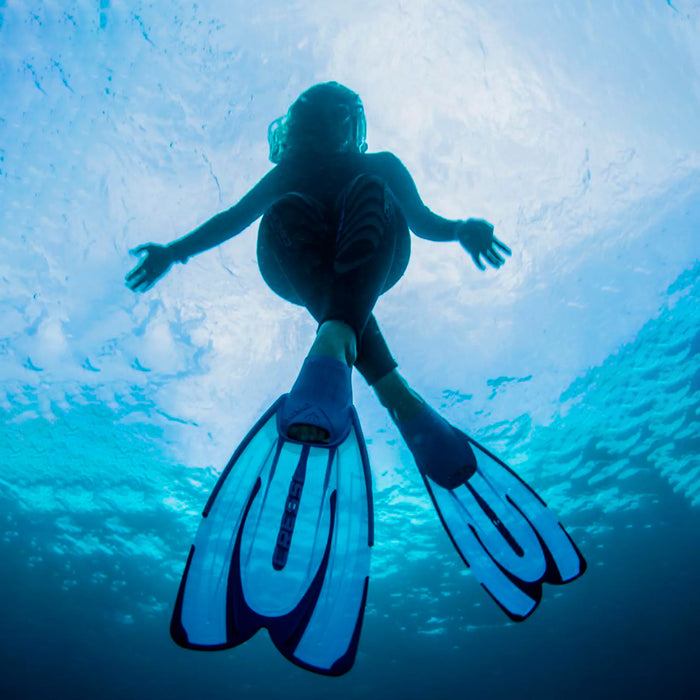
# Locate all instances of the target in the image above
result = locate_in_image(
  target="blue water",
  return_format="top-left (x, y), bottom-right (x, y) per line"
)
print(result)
top-left (2, 2), bottom-right (699, 698)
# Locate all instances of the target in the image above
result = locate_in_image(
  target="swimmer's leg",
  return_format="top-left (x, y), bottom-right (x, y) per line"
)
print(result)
top-left (257, 194), bottom-right (358, 368)
top-left (372, 368), bottom-right (424, 422)
top-left (257, 175), bottom-right (409, 367)
top-left (306, 174), bottom-right (411, 373)
top-left (325, 174), bottom-right (409, 338)
top-left (257, 177), bottom-right (409, 441)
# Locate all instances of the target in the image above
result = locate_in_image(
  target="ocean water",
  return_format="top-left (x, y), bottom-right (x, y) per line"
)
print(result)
top-left (2, 1), bottom-right (699, 698)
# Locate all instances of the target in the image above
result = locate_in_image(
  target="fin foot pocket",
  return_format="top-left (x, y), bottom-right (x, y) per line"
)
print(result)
top-left (395, 403), bottom-right (477, 489)
top-left (286, 423), bottom-right (330, 444)
top-left (280, 355), bottom-right (353, 446)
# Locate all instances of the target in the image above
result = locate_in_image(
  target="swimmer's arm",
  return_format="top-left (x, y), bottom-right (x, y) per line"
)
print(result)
top-left (167, 169), bottom-right (280, 263)
top-left (375, 152), bottom-right (461, 242)
top-left (376, 152), bottom-right (511, 270)
top-left (126, 169), bottom-right (282, 292)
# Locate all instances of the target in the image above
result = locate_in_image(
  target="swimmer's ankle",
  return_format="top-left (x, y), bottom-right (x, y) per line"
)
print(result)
top-left (373, 370), bottom-right (425, 422)
top-left (308, 320), bottom-right (357, 366)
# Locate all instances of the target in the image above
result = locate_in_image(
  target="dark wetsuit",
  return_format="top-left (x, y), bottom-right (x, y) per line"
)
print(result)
top-left (211, 151), bottom-right (461, 385)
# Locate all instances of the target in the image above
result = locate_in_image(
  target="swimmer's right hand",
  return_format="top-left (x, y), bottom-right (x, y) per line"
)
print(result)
top-left (125, 244), bottom-right (175, 292)
top-left (457, 219), bottom-right (511, 271)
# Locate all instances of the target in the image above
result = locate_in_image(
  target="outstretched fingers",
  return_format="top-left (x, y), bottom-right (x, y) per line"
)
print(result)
top-left (493, 236), bottom-right (512, 257)
top-left (472, 239), bottom-right (512, 271)
top-left (125, 269), bottom-right (145, 291)
top-left (132, 277), bottom-right (156, 293)
top-left (124, 243), bottom-right (173, 292)
top-left (127, 264), bottom-right (157, 292)
top-left (125, 256), bottom-right (159, 292)
top-left (480, 237), bottom-right (512, 270)
top-left (484, 249), bottom-right (503, 268)
top-left (125, 263), bottom-right (143, 284)
top-left (471, 252), bottom-right (486, 271)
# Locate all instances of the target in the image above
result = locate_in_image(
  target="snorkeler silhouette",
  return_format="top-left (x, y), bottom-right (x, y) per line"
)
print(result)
top-left (126, 81), bottom-right (509, 438)
top-left (127, 82), bottom-right (585, 676)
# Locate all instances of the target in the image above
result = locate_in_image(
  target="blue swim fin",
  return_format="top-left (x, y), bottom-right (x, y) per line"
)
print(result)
top-left (170, 362), bottom-right (373, 676)
top-left (397, 404), bottom-right (586, 621)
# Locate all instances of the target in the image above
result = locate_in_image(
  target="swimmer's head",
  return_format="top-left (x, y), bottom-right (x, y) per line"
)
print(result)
top-left (268, 82), bottom-right (368, 163)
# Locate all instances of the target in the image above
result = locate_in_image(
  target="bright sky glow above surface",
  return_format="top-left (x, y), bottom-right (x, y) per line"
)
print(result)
top-left (1, 1), bottom-right (699, 698)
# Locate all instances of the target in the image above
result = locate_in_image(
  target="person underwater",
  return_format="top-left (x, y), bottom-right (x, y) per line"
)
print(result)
top-left (126, 81), bottom-right (586, 676)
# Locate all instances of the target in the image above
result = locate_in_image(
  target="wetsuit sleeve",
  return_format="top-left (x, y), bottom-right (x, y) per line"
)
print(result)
top-left (375, 152), bottom-right (461, 242)
top-left (168, 168), bottom-right (281, 262)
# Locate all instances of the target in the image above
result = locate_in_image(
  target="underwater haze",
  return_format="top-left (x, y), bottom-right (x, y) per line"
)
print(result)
top-left (2, 0), bottom-right (699, 698)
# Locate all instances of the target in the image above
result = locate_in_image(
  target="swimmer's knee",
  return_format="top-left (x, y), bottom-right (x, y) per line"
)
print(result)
top-left (260, 193), bottom-right (327, 247)
top-left (342, 174), bottom-right (399, 225)
top-left (345, 174), bottom-right (387, 201)
top-left (265, 192), bottom-right (325, 219)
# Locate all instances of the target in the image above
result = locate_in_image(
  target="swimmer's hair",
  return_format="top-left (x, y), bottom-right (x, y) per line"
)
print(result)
top-left (268, 81), bottom-right (368, 163)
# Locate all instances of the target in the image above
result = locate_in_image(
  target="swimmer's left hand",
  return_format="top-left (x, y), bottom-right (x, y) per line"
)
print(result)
top-left (457, 219), bottom-right (511, 271)
top-left (125, 243), bottom-right (175, 292)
